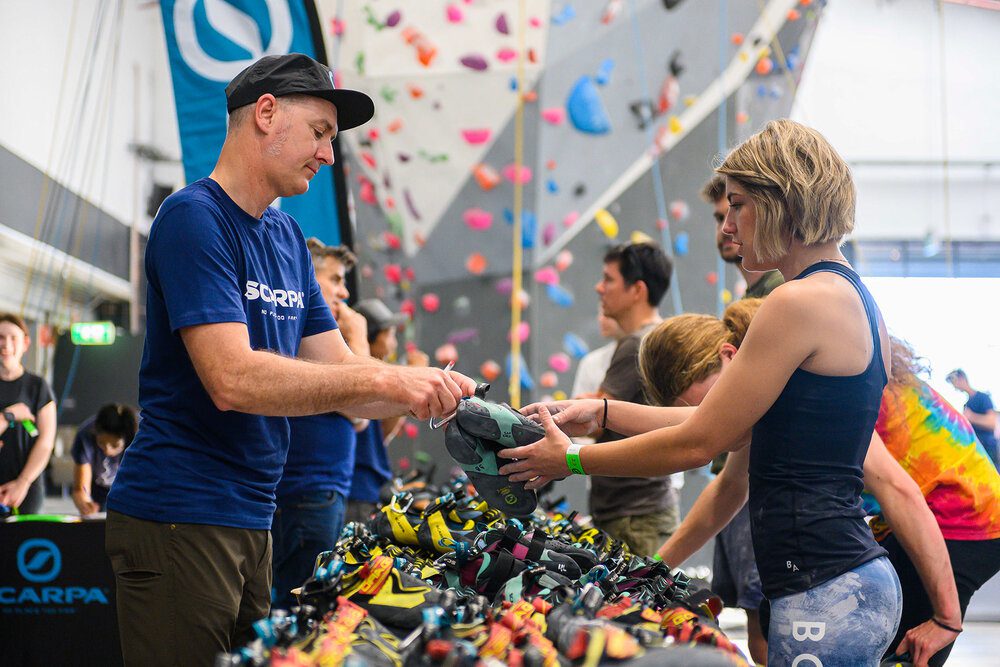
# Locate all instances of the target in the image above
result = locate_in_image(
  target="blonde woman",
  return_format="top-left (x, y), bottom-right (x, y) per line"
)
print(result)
top-left (499, 120), bottom-right (960, 666)
top-left (642, 301), bottom-right (986, 666)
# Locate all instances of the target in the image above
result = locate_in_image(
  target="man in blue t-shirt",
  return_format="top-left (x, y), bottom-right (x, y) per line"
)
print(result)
top-left (345, 299), bottom-right (425, 523)
top-left (104, 54), bottom-right (476, 665)
top-left (272, 241), bottom-right (370, 609)
top-left (947, 368), bottom-right (999, 468)
top-left (70, 403), bottom-right (137, 515)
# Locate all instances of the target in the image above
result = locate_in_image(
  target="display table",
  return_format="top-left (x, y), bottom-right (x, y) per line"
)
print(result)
top-left (0, 517), bottom-right (122, 666)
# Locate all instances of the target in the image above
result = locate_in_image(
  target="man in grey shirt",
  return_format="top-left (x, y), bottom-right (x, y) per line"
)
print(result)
top-left (589, 241), bottom-right (677, 556)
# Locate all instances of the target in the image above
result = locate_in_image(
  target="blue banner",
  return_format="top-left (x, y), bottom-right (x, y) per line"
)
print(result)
top-left (160, 0), bottom-right (339, 243)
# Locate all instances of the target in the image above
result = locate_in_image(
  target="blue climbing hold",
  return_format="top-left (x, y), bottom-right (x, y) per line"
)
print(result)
top-left (566, 76), bottom-right (611, 135)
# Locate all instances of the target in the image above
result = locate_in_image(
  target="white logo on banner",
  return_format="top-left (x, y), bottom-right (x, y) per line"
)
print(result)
top-left (173, 0), bottom-right (293, 81)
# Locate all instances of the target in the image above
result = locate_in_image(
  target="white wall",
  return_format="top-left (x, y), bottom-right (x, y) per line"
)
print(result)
top-left (792, 0), bottom-right (1000, 240)
top-left (0, 0), bottom-right (182, 231)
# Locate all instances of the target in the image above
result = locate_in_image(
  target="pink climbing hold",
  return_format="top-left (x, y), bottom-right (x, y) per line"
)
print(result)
top-left (555, 250), bottom-right (574, 272)
top-left (496, 48), bottom-right (517, 63)
top-left (463, 208), bottom-right (493, 231)
top-left (359, 178), bottom-right (376, 206)
top-left (422, 293), bottom-right (441, 313)
top-left (461, 128), bottom-right (492, 145)
top-left (384, 264), bottom-right (402, 284)
top-left (541, 108), bottom-right (566, 125)
top-left (508, 322), bottom-right (530, 343)
top-left (502, 164), bottom-right (533, 184)
top-left (548, 352), bottom-right (571, 373)
top-left (562, 211), bottom-right (579, 228)
top-left (446, 4), bottom-right (463, 22)
top-left (495, 277), bottom-right (513, 295)
top-left (534, 266), bottom-right (559, 285)
top-left (435, 343), bottom-right (458, 365)
top-left (400, 299), bottom-right (416, 318)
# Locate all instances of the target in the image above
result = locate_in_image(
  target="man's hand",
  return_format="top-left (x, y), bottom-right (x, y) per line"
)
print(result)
top-left (521, 399), bottom-right (604, 437)
top-left (4, 402), bottom-right (36, 423)
top-left (894, 618), bottom-right (961, 667)
top-left (392, 366), bottom-right (476, 420)
top-left (73, 494), bottom-right (101, 516)
top-left (333, 302), bottom-right (370, 354)
top-left (0, 478), bottom-right (31, 508)
top-left (406, 348), bottom-right (430, 367)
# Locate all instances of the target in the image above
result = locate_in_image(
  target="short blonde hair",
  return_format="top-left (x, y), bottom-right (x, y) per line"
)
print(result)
top-left (716, 119), bottom-right (855, 263)
top-left (639, 299), bottom-right (763, 406)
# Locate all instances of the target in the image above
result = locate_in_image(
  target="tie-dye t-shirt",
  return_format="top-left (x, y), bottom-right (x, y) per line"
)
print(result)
top-left (864, 381), bottom-right (1000, 541)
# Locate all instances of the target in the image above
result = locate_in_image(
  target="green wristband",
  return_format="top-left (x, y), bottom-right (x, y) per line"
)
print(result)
top-left (566, 443), bottom-right (585, 475)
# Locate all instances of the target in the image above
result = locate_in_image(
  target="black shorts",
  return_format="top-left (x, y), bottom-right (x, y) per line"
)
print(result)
top-left (880, 532), bottom-right (1000, 667)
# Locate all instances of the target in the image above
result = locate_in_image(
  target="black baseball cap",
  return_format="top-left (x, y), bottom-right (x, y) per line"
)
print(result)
top-left (225, 53), bottom-right (375, 131)
top-left (355, 299), bottom-right (408, 334)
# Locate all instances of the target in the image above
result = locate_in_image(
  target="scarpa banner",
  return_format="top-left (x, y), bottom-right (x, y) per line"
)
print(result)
top-left (160, 0), bottom-right (340, 243)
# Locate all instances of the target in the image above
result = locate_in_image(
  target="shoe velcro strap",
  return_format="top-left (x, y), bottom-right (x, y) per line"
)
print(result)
top-left (525, 531), bottom-right (547, 562)
top-left (500, 524), bottom-right (522, 550)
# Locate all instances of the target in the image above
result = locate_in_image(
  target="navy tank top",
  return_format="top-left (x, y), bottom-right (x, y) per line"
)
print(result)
top-left (749, 261), bottom-right (888, 599)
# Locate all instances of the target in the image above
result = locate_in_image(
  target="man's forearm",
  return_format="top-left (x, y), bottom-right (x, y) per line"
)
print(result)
top-left (965, 409), bottom-right (997, 430)
top-left (215, 350), bottom-right (406, 417)
top-left (878, 482), bottom-right (962, 624)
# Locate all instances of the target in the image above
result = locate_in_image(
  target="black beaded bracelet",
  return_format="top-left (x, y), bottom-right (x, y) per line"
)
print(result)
top-left (601, 398), bottom-right (608, 429)
top-left (931, 617), bottom-right (962, 634)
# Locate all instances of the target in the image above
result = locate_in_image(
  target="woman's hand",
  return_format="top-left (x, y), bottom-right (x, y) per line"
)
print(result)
top-left (520, 398), bottom-right (604, 437)
top-left (498, 405), bottom-right (574, 489)
top-left (4, 402), bottom-right (35, 422)
top-left (0, 477), bottom-right (31, 508)
top-left (893, 618), bottom-right (960, 667)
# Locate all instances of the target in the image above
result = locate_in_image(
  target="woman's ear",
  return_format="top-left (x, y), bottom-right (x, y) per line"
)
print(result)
top-left (719, 342), bottom-right (738, 364)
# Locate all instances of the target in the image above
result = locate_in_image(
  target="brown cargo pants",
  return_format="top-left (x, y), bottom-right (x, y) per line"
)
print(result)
top-left (105, 510), bottom-right (271, 666)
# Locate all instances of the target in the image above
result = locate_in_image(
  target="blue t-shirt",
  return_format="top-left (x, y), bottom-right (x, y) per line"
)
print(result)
top-left (107, 178), bottom-right (337, 530)
top-left (966, 392), bottom-right (998, 451)
top-left (70, 416), bottom-right (125, 506)
top-left (349, 421), bottom-right (392, 504)
top-left (276, 413), bottom-right (357, 501)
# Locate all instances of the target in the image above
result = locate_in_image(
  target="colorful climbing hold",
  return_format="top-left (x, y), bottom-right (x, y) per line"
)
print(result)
top-left (595, 209), bottom-right (619, 238)
top-left (566, 76), bottom-right (611, 135)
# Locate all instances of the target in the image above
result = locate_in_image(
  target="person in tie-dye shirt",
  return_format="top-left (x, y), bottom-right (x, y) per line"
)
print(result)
top-left (864, 337), bottom-right (1000, 666)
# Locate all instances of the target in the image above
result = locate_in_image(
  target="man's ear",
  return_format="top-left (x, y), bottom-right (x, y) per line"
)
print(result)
top-left (254, 94), bottom-right (280, 131)
top-left (630, 279), bottom-right (649, 305)
top-left (719, 342), bottom-right (738, 362)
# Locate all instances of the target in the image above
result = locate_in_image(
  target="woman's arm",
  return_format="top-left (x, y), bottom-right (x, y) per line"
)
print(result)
top-left (658, 447), bottom-right (750, 566)
top-left (520, 399), bottom-right (694, 438)
top-left (72, 464), bottom-right (100, 515)
top-left (0, 401), bottom-right (56, 508)
top-left (864, 432), bottom-right (962, 665)
top-left (501, 288), bottom-right (816, 485)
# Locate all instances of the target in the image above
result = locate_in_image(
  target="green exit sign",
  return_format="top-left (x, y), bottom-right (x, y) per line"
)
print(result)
top-left (70, 321), bottom-right (116, 346)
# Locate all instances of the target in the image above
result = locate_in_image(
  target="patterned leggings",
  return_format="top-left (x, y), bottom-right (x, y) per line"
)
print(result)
top-left (767, 557), bottom-right (902, 667)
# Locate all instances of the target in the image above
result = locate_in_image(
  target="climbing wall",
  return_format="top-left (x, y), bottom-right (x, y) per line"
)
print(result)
top-left (315, 0), bottom-right (824, 469)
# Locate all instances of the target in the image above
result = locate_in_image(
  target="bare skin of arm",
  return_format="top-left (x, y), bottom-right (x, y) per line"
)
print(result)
top-left (501, 284), bottom-right (829, 485)
top-left (72, 464), bottom-right (101, 515)
top-left (864, 432), bottom-right (962, 665)
top-left (180, 323), bottom-right (476, 420)
top-left (520, 398), bottom-right (695, 438)
top-left (963, 407), bottom-right (997, 432)
top-left (0, 401), bottom-right (56, 508)
top-left (657, 446), bottom-right (750, 566)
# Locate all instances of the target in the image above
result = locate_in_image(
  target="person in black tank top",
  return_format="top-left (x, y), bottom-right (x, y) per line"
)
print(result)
top-left (644, 302), bottom-right (964, 667)
top-left (501, 120), bottom-right (961, 666)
